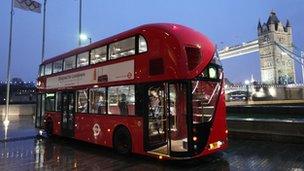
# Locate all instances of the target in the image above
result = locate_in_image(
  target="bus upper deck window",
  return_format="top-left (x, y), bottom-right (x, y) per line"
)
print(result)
top-left (77, 51), bottom-right (89, 67)
top-left (64, 56), bottom-right (76, 70)
top-left (39, 65), bottom-right (45, 77)
top-left (45, 63), bottom-right (53, 75)
top-left (53, 60), bottom-right (63, 73)
top-left (138, 35), bottom-right (147, 53)
top-left (90, 46), bottom-right (107, 64)
top-left (109, 37), bottom-right (135, 60)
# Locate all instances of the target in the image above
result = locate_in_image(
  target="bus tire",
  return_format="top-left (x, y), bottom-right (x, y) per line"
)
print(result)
top-left (113, 126), bottom-right (132, 155)
top-left (45, 120), bottom-right (53, 137)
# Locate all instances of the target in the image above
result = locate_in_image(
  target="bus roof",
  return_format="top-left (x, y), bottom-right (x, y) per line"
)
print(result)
top-left (41, 23), bottom-right (214, 65)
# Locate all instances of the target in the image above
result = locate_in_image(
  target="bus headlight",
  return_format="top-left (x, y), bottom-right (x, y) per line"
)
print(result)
top-left (208, 141), bottom-right (224, 150)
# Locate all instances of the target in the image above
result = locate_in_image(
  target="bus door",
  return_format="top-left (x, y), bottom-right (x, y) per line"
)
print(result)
top-left (146, 84), bottom-right (168, 153)
top-left (61, 92), bottom-right (75, 137)
top-left (168, 83), bottom-right (190, 156)
top-left (35, 93), bottom-right (45, 128)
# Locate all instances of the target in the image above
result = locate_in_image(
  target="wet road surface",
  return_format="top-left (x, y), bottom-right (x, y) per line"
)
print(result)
top-left (0, 116), bottom-right (37, 141)
top-left (1, 116), bottom-right (304, 170)
top-left (0, 136), bottom-right (304, 171)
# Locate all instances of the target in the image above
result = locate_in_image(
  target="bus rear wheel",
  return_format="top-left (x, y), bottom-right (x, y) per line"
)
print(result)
top-left (113, 127), bottom-right (132, 155)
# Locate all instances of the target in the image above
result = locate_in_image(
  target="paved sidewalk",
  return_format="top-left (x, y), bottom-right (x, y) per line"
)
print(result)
top-left (0, 116), bottom-right (38, 142)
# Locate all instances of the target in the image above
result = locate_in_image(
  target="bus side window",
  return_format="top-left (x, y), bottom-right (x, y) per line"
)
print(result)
top-left (77, 90), bottom-right (88, 113)
top-left (109, 37), bottom-right (135, 60)
top-left (89, 88), bottom-right (106, 114)
top-left (53, 60), bottom-right (63, 73)
top-left (56, 92), bottom-right (62, 111)
top-left (90, 46), bottom-right (107, 64)
top-left (77, 51), bottom-right (89, 67)
top-left (45, 63), bottom-right (53, 75)
top-left (138, 35), bottom-right (147, 53)
top-left (64, 56), bottom-right (76, 71)
top-left (108, 85), bottom-right (135, 115)
top-left (45, 93), bottom-right (55, 112)
top-left (118, 94), bottom-right (128, 115)
top-left (39, 65), bottom-right (45, 77)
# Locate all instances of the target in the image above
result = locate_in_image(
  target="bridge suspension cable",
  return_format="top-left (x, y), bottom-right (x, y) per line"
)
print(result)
top-left (275, 41), bottom-right (304, 83)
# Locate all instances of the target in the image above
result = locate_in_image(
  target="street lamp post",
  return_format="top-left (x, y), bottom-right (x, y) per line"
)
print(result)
top-left (78, 0), bottom-right (82, 46)
top-left (4, 0), bottom-right (15, 128)
top-left (41, 0), bottom-right (47, 63)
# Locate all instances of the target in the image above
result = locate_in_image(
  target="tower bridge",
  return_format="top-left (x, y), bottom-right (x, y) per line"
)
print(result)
top-left (218, 11), bottom-right (304, 84)
top-left (218, 39), bottom-right (258, 60)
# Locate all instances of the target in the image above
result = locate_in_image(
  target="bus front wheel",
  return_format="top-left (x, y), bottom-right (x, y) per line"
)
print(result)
top-left (113, 126), bottom-right (132, 155)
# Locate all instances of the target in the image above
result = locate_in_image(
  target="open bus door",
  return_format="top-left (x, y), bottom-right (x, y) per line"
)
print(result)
top-left (145, 84), bottom-right (168, 152)
top-left (141, 82), bottom-right (190, 157)
top-left (61, 92), bottom-right (75, 138)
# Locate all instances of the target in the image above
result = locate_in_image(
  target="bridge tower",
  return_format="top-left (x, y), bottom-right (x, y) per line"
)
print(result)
top-left (257, 11), bottom-right (295, 84)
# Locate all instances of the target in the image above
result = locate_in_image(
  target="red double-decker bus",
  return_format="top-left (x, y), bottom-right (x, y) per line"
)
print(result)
top-left (36, 23), bottom-right (228, 159)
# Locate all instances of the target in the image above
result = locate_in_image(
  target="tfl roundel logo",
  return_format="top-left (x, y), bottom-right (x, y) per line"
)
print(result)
top-left (92, 123), bottom-right (101, 137)
top-left (127, 72), bottom-right (133, 79)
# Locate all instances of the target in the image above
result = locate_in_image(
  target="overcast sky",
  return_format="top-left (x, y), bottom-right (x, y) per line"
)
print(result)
top-left (0, 0), bottom-right (303, 83)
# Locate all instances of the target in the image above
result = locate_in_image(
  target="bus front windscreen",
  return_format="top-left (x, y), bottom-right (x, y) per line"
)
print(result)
top-left (191, 63), bottom-right (223, 124)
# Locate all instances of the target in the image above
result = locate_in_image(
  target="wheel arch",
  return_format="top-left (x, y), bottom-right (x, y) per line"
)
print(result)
top-left (112, 124), bottom-right (133, 152)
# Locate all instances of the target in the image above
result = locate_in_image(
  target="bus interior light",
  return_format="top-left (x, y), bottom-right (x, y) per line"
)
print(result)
top-left (140, 41), bottom-right (146, 46)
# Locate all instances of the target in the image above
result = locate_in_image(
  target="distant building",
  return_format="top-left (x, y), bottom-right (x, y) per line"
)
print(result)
top-left (0, 81), bottom-right (36, 104)
top-left (257, 11), bottom-right (295, 84)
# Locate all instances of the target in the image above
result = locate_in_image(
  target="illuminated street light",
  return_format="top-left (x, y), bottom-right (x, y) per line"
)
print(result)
top-left (244, 80), bottom-right (250, 85)
top-left (3, 119), bottom-right (9, 127)
top-left (79, 33), bottom-right (92, 44)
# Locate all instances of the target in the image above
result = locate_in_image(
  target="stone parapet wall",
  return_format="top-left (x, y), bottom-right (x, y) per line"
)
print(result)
top-left (0, 104), bottom-right (36, 120)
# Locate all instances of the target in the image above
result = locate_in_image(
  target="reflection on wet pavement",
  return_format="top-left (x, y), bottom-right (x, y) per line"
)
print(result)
top-left (0, 136), bottom-right (304, 170)
top-left (0, 137), bottom-right (228, 170)
top-left (0, 116), bottom-right (303, 170)
top-left (0, 116), bottom-right (37, 141)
